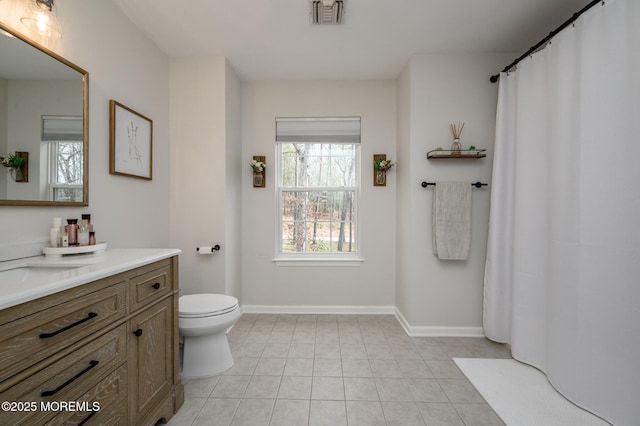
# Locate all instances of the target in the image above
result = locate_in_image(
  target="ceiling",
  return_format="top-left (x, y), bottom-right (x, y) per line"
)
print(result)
top-left (110, 0), bottom-right (590, 81)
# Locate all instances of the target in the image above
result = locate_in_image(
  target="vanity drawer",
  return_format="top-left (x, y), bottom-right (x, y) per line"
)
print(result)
top-left (129, 264), bottom-right (172, 313)
top-left (0, 324), bottom-right (127, 426)
top-left (0, 282), bottom-right (126, 384)
top-left (45, 366), bottom-right (128, 426)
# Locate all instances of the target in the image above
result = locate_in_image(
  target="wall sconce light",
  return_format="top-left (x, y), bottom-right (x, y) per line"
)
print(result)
top-left (21, 0), bottom-right (62, 39)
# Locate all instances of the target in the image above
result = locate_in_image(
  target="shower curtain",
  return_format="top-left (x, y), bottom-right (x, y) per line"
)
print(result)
top-left (483, 0), bottom-right (639, 424)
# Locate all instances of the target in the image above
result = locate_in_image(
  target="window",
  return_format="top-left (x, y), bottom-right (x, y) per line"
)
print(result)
top-left (276, 117), bottom-right (361, 260)
top-left (49, 141), bottom-right (83, 201)
top-left (43, 115), bottom-right (83, 202)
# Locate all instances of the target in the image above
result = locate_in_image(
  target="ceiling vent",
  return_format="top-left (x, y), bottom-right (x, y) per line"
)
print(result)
top-left (311, 0), bottom-right (344, 25)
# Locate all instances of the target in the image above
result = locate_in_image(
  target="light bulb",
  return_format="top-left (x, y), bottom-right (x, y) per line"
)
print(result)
top-left (36, 11), bottom-right (50, 35)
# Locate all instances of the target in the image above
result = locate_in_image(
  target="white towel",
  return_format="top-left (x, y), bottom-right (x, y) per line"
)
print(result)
top-left (432, 182), bottom-right (472, 260)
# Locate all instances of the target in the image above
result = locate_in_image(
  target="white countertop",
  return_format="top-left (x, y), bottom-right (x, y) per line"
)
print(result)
top-left (0, 248), bottom-right (181, 310)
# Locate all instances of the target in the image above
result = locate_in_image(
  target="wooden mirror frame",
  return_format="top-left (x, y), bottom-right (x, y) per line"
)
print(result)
top-left (0, 22), bottom-right (89, 207)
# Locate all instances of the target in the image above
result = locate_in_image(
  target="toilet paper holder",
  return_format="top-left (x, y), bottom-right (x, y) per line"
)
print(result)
top-left (196, 244), bottom-right (221, 253)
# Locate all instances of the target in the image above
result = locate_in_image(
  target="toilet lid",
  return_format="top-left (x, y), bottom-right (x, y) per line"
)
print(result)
top-left (179, 294), bottom-right (239, 318)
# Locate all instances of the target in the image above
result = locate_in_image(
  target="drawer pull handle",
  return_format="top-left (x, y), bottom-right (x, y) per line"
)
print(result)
top-left (39, 312), bottom-right (98, 339)
top-left (41, 360), bottom-right (99, 397)
top-left (133, 328), bottom-right (143, 337)
top-left (152, 282), bottom-right (161, 289)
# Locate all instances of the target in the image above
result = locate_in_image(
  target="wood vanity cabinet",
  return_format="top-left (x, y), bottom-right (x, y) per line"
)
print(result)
top-left (0, 256), bottom-right (184, 426)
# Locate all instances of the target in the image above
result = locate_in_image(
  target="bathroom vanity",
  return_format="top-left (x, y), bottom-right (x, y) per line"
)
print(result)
top-left (0, 248), bottom-right (183, 425)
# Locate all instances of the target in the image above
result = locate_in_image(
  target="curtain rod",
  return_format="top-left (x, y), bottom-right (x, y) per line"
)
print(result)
top-left (490, 0), bottom-right (603, 83)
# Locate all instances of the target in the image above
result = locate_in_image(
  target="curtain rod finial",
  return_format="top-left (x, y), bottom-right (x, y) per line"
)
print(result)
top-left (490, 74), bottom-right (500, 83)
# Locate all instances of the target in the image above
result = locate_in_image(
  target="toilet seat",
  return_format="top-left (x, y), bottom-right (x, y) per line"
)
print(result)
top-left (179, 294), bottom-right (239, 318)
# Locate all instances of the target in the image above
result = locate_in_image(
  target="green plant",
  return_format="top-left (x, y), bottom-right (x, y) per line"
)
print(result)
top-left (1, 152), bottom-right (24, 169)
top-left (469, 145), bottom-right (476, 150)
top-left (435, 147), bottom-right (443, 151)
top-left (374, 157), bottom-right (395, 172)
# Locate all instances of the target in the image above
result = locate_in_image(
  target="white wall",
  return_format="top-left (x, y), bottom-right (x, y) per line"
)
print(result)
top-left (395, 53), bottom-right (513, 334)
top-left (169, 57), bottom-right (243, 299)
top-left (0, 77), bottom-right (8, 199)
top-left (395, 60), bottom-right (413, 325)
top-left (170, 57), bottom-right (226, 295)
top-left (224, 61), bottom-right (243, 300)
top-left (241, 81), bottom-right (397, 311)
top-left (0, 0), bottom-right (172, 249)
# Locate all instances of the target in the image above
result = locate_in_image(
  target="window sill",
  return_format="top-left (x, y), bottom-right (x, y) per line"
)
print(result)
top-left (273, 257), bottom-right (365, 267)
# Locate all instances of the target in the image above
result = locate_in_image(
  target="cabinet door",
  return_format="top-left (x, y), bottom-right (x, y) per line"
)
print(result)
top-left (128, 297), bottom-right (173, 425)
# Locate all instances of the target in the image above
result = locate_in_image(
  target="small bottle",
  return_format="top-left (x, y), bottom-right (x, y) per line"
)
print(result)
top-left (82, 214), bottom-right (93, 232)
top-left (89, 231), bottom-right (96, 246)
top-left (62, 232), bottom-right (69, 247)
top-left (66, 219), bottom-right (78, 246)
top-left (78, 219), bottom-right (89, 246)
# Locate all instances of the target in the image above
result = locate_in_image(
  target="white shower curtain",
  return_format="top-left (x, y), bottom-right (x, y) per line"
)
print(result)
top-left (484, 0), bottom-right (640, 424)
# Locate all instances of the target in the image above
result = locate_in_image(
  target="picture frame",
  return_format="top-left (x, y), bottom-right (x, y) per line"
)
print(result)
top-left (109, 100), bottom-right (153, 180)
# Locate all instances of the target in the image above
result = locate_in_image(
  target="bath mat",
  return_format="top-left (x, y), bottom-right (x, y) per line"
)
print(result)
top-left (453, 358), bottom-right (610, 426)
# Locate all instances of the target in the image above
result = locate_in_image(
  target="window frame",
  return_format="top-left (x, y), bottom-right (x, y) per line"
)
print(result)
top-left (47, 140), bottom-right (84, 202)
top-left (274, 121), bottom-right (363, 265)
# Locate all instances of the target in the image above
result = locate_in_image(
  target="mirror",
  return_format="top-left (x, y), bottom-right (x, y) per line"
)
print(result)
top-left (0, 22), bottom-right (88, 206)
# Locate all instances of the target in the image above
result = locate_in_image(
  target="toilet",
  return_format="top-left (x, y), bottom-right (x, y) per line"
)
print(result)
top-left (178, 293), bottom-right (241, 379)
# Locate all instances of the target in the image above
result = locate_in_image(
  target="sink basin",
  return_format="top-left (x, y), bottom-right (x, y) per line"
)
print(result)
top-left (0, 265), bottom-right (82, 284)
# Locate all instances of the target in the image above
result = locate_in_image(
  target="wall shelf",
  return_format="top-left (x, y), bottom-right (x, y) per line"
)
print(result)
top-left (427, 149), bottom-right (486, 159)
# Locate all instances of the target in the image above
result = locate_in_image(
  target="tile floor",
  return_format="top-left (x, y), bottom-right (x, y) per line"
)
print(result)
top-left (168, 313), bottom-right (511, 426)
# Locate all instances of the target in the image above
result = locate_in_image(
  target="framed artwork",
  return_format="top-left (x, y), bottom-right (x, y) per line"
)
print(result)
top-left (109, 100), bottom-right (153, 180)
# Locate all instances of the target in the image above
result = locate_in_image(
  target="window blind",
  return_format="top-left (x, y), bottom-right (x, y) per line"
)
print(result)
top-left (276, 117), bottom-right (361, 143)
top-left (42, 115), bottom-right (83, 142)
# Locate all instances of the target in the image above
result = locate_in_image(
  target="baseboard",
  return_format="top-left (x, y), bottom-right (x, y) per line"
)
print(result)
top-left (239, 304), bottom-right (484, 337)
top-left (394, 307), bottom-right (485, 337)
top-left (241, 305), bottom-right (396, 315)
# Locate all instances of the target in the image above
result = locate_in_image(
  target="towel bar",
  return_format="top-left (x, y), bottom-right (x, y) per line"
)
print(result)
top-left (421, 181), bottom-right (488, 188)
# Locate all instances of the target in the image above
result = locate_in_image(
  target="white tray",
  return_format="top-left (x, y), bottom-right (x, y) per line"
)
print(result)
top-left (43, 242), bottom-right (107, 257)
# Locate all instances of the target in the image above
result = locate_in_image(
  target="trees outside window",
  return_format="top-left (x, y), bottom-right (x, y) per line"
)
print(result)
top-left (49, 141), bottom-right (83, 201)
top-left (278, 142), bottom-right (358, 255)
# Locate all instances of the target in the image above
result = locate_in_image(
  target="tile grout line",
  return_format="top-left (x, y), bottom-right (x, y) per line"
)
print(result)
top-left (176, 314), bottom-right (509, 425)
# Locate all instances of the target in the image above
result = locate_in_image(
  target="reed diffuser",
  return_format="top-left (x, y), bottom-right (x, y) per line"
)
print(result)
top-left (450, 122), bottom-right (464, 155)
